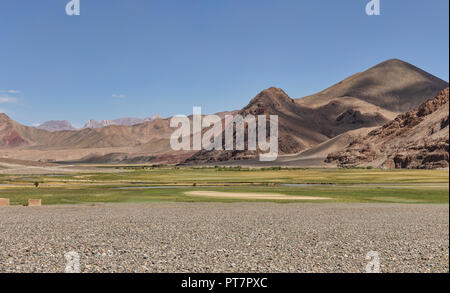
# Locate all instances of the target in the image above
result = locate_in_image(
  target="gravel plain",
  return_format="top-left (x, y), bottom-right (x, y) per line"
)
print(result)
top-left (0, 203), bottom-right (448, 273)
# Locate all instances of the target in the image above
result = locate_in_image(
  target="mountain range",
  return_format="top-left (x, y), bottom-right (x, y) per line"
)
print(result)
top-left (82, 114), bottom-right (162, 129)
top-left (35, 114), bottom-right (162, 131)
top-left (1, 59), bottom-right (448, 169)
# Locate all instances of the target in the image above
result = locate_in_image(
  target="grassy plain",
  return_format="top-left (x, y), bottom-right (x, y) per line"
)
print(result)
top-left (0, 166), bottom-right (448, 205)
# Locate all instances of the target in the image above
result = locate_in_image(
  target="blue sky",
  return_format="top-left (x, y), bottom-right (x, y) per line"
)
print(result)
top-left (1, 0), bottom-right (449, 127)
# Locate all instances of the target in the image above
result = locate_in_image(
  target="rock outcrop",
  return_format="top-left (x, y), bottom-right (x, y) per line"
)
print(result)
top-left (326, 88), bottom-right (449, 169)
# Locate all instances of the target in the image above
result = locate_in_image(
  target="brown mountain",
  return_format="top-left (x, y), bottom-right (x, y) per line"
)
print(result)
top-left (326, 88), bottom-right (449, 169)
top-left (185, 59), bottom-right (448, 164)
top-left (298, 59), bottom-right (448, 112)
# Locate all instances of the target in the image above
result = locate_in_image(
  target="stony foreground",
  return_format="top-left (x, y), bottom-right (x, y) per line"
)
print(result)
top-left (0, 203), bottom-right (448, 273)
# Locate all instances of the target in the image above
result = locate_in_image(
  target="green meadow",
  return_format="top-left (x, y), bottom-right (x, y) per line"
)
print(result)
top-left (0, 167), bottom-right (448, 205)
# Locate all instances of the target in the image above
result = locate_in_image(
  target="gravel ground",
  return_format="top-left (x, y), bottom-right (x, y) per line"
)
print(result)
top-left (0, 203), bottom-right (448, 273)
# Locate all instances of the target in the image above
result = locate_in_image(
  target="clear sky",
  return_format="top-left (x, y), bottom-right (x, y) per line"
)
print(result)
top-left (1, 0), bottom-right (449, 127)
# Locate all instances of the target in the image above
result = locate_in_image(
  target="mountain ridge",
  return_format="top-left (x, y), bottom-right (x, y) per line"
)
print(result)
top-left (1, 59), bottom-right (449, 168)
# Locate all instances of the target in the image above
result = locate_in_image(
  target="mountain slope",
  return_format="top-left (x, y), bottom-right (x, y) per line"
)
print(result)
top-left (298, 59), bottom-right (448, 112)
top-left (185, 59), bottom-right (448, 164)
top-left (326, 88), bottom-right (449, 169)
top-left (0, 113), bottom-right (31, 147)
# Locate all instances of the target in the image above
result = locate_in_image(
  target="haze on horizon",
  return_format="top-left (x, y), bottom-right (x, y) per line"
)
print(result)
top-left (1, 0), bottom-right (449, 126)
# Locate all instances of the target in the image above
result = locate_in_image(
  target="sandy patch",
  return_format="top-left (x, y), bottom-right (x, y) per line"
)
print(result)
top-left (185, 191), bottom-right (332, 200)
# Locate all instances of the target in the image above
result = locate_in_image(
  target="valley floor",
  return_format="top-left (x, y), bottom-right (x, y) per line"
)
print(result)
top-left (0, 203), bottom-right (448, 273)
top-left (0, 167), bottom-right (448, 205)
top-left (0, 167), bottom-right (448, 273)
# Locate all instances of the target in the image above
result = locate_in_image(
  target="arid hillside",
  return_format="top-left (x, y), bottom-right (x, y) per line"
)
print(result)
top-left (298, 59), bottom-right (448, 112)
top-left (326, 88), bottom-right (449, 169)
